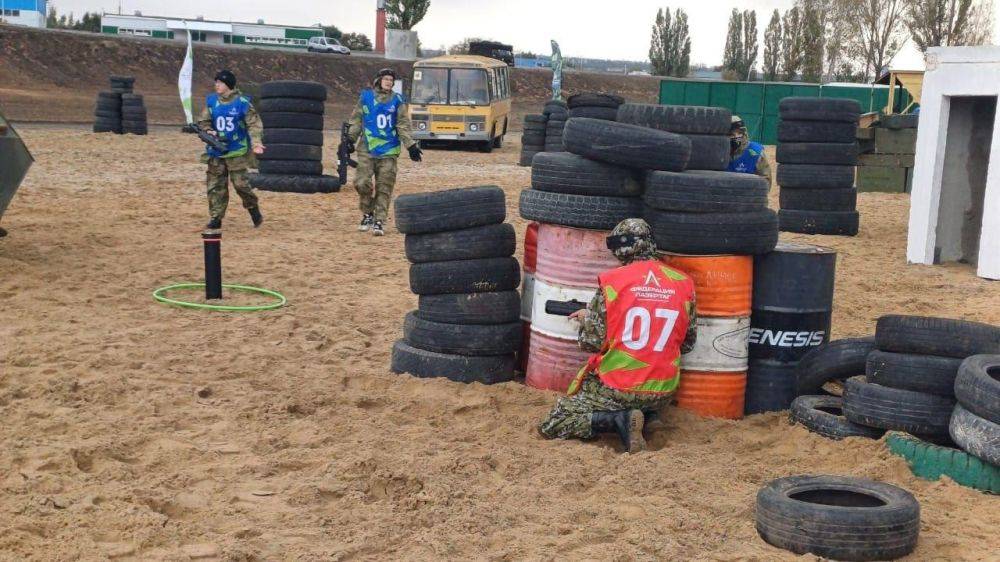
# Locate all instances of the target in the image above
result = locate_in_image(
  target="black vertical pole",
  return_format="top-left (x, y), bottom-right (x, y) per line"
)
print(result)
top-left (202, 230), bottom-right (222, 300)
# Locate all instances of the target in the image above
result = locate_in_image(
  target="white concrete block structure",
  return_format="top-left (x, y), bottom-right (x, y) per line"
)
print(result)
top-left (907, 46), bottom-right (1000, 280)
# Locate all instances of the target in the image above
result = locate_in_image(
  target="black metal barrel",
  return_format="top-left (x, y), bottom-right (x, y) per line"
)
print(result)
top-left (746, 242), bottom-right (837, 414)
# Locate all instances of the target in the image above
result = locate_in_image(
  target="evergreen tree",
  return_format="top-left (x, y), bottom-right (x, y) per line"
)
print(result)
top-left (649, 8), bottom-right (671, 75)
top-left (649, 7), bottom-right (691, 77)
top-left (781, 7), bottom-right (804, 80)
top-left (801, 0), bottom-right (825, 81)
top-left (763, 9), bottom-right (782, 81)
top-left (673, 9), bottom-right (691, 77)
top-left (741, 10), bottom-right (759, 80)
top-left (722, 9), bottom-right (744, 80)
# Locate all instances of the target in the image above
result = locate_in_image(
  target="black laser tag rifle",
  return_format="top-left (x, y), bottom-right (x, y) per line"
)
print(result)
top-left (337, 122), bottom-right (358, 185)
top-left (189, 123), bottom-right (229, 155)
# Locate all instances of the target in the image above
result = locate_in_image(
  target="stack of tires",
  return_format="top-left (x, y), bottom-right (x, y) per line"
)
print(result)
top-left (776, 97), bottom-right (861, 236)
top-left (950, 355), bottom-right (1000, 469)
top-left (543, 100), bottom-right (569, 153)
top-left (519, 115), bottom-right (546, 166)
top-left (93, 91), bottom-right (123, 134)
top-left (567, 93), bottom-right (624, 121)
top-left (248, 80), bottom-right (340, 194)
top-left (121, 94), bottom-right (148, 136)
top-left (617, 104), bottom-right (732, 171)
top-left (391, 186), bottom-right (522, 384)
top-left (110, 75), bottom-right (134, 95)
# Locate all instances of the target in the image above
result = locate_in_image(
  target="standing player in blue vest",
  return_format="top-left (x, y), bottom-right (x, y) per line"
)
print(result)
top-left (347, 68), bottom-right (422, 237)
top-left (727, 115), bottom-right (772, 186)
top-left (197, 70), bottom-right (265, 230)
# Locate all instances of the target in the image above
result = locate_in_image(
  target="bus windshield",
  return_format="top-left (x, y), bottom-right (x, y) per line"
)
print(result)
top-left (411, 68), bottom-right (490, 106)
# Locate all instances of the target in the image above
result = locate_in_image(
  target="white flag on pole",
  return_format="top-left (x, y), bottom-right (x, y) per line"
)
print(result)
top-left (178, 29), bottom-right (194, 123)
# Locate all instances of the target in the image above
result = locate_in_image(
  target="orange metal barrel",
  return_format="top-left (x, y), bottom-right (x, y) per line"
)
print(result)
top-left (525, 329), bottom-right (591, 392)
top-left (674, 370), bottom-right (747, 419)
top-left (662, 254), bottom-right (753, 317)
top-left (535, 224), bottom-right (618, 288)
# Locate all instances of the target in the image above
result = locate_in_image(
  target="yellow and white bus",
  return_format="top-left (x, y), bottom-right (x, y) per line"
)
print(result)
top-left (408, 55), bottom-right (512, 152)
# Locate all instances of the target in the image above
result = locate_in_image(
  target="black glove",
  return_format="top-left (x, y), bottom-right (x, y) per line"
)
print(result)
top-left (408, 144), bottom-right (423, 162)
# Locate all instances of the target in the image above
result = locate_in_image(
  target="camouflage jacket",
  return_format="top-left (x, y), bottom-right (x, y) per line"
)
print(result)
top-left (196, 89), bottom-right (263, 162)
top-left (347, 88), bottom-right (416, 156)
top-left (579, 286), bottom-right (698, 355)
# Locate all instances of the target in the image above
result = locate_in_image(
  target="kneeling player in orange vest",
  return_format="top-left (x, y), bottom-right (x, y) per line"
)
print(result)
top-left (538, 218), bottom-right (697, 453)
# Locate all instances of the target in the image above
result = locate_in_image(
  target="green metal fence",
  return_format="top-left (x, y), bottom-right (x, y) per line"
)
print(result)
top-left (659, 79), bottom-right (913, 145)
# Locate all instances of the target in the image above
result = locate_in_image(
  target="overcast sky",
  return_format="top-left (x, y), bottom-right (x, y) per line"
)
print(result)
top-left (49, 0), bottom-right (1000, 69)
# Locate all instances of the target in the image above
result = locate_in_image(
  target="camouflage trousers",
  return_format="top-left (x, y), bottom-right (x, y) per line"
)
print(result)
top-left (539, 373), bottom-right (671, 440)
top-left (206, 154), bottom-right (258, 219)
top-left (354, 152), bottom-right (398, 222)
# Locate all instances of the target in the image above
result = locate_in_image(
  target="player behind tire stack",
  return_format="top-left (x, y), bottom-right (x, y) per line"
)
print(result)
top-left (346, 68), bottom-right (423, 237)
top-left (198, 70), bottom-right (265, 230)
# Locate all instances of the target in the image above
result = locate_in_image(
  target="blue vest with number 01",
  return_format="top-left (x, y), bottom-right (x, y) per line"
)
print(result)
top-left (361, 89), bottom-right (403, 158)
top-left (728, 141), bottom-right (764, 174)
top-left (207, 93), bottom-right (251, 158)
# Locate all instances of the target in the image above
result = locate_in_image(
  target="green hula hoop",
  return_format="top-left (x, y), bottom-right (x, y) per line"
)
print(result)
top-left (153, 283), bottom-right (286, 312)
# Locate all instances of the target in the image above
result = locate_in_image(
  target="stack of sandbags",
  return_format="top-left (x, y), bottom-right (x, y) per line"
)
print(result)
top-left (617, 104), bottom-right (732, 171)
top-left (249, 80), bottom-right (340, 194)
top-left (519, 114), bottom-right (546, 166)
top-left (121, 94), bottom-right (148, 136)
top-left (543, 100), bottom-right (569, 152)
top-left (392, 186), bottom-right (522, 384)
top-left (776, 97), bottom-right (862, 236)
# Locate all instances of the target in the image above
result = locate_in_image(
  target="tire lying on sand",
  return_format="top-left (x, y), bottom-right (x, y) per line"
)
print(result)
top-left (417, 291), bottom-right (521, 325)
top-left (247, 173), bottom-right (341, 194)
top-left (518, 189), bottom-right (643, 231)
top-left (875, 315), bottom-right (1000, 358)
top-left (795, 337), bottom-right (876, 396)
top-left (643, 170), bottom-right (768, 213)
top-left (949, 404), bottom-right (1000, 466)
top-left (779, 188), bottom-right (857, 212)
top-left (409, 257), bottom-right (520, 295)
top-left (643, 208), bottom-right (779, 255)
top-left (563, 118), bottom-right (691, 171)
top-left (755, 475), bottom-right (919, 561)
top-left (953, 354), bottom-right (1000, 422)
top-left (779, 209), bottom-right (860, 236)
top-left (390, 340), bottom-right (516, 384)
top-left (531, 152), bottom-right (641, 197)
top-left (403, 311), bottom-right (522, 356)
top-left (260, 80), bottom-right (328, 101)
top-left (778, 97), bottom-right (862, 123)
top-left (615, 103), bottom-right (731, 135)
top-left (394, 185), bottom-right (506, 235)
top-left (865, 351), bottom-right (962, 397)
top-left (790, 395), bottom-right (886, 440)
top-left (777, 164), bottom-right (858, 189)
top-left (404, 223), bottom-right (516, 263)
top-left (262, 128), bottom-right (324, 146)
top-left (886, 431), bottom-right (1000, 494)
top-left (842, 376), bottom-right (955, 437)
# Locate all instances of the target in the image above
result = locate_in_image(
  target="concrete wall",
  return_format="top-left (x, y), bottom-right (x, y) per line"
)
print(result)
top-left (907, 46), bottom-right (1000, 280)
top-left (2, 10), bottom-right (45, 28)
top-left (386, 29), bottom-right (418, 61)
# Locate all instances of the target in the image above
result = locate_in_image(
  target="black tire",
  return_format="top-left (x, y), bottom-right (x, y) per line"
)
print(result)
top-left (531, 152), bottom-right (641, 197)
top-left (875, 315), bottom-right (1000, 358)
top-left (567, 92), bottom-right (624, 109)
top-left (247, 173), bottom-right (341, 194)
top-left (260, 112), bottom-right (324, 130)
top-left (746, 360), bottom-right (799, 414)
top-left (257, 160), bottom-right (323, 176)
top-left (881, 114), bottom-right (919, 130)
top-left (755, 475), bottom-right (919, 561)
top-left (96, 92), bottom-right (122, 102)
top-left (394, 186), bottom-right (506, 235)
top-left (615, 103), bottom-right (731, 135)
top-left (780, 188), bottom-right (857, 212)
top-left (790, 395), bottom-right (886, 440)
top-left (644, 208), bottom-right (778, 255)
top-left (568, 106), bottom-right (619, 120)
top-left (258, 143), bottom-right (323, 161)
top-left (122, 128), bottom-right (148, 136)
top-left (522, 132), bottom-right (546, 145)
top-left (122, 110), bottom-right (147, 120)
top-left (111, 87), bottom-right (133, 95)
top-left (121, 93), bottom-right (143, 103)
top-left (795, 337), bottom-right (876, 396)
top-left (95, 101), bottom-right (121, 112)
top-left (524, 114), bottom-right (547, 124)
top-left (256, 97), bottom-right (325, 114)
top-left (949, 404), bottom-right (1000, 465)
top-left (404, 311), bottom-right (522, 356)
top-left (121, 120), bottom-right (147, 129)
top-left (865, 351), bottom-right (962, 397)
top-left (776, 142), bottom-right (859, 165)
top-left (93, 117), bottom-right (122, 128)
top-left (390, 340), bottom-right (515, 384)
top-left (92, 123), bottom-right (122, 134)
top-left (778, 120), bottom-right (857, 143)
top-left (543, 100), bottom-right (568, 113)
top-left (409, 257), bottom-right (520, 295)
top-left (953, 354), bottom-right (1000, 422)
top-left (260, 80), bottom-right (328, 101)
top-left (544, 143), bottom-right (565, 153)
top-left (94, 110), bottom-right (122, 120)
top-left (404, 223), bottom-right (515, 263)
top-left (262, 128), bottom-right (324, 146)
top-left (684, 134), bottom-right (730, 171)
top-left (779, 210), bottom-right (859, 236)
top-left (519, 189), bottom-right (643, 230)
top-left (564, 118), bottom-right (691, 171)
top-left (523, 122), bottom-right (547, 132)
top-left (843, 376), bottom-right (955, 436)
top-left (778, 97), bottom-right (862, 123)
top-left (417, 291), bottom-right (521, 325)
top-left (643, 170), bottom-right (768, 213)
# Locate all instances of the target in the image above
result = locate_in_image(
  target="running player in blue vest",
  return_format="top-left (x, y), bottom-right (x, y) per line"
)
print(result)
top-left (727, 115), bottom-right (772, 186)
top-left (347, 68), bottom-right (422, 236)
top-left (197, 70), bottom-right (265, 230)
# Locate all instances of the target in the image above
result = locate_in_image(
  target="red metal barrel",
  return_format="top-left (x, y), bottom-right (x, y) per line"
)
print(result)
top-left (525, 329), bottom-right (591, 392)
top-left (535, 224), bottom-right (618, 288)
top-left (520, 222), bottom-right (540, 372)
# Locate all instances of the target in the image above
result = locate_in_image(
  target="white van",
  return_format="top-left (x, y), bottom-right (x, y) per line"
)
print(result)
top-left (307, 37), bottom-right (351, 55)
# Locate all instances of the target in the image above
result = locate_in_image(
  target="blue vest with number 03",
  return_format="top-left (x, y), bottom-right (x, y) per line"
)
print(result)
top-left (728, 141), bottom-right (764, 174)
top-left (207, 93), bottom-right (251, 158)
top-left (361, 89), bottom-right (403, 158)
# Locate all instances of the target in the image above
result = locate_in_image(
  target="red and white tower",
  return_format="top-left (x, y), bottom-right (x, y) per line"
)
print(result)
top-left (375, 0), bottom-right (386, 53)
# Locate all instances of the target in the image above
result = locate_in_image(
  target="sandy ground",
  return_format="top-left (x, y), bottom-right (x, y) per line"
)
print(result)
top-left (1, 126), bottom-right (998, 561)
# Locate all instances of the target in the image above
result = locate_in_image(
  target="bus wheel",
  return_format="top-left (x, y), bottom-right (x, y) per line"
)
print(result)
top-left (479, 126), bottom-right (496, 153)
top-left (492, 134), bottom-right (503, 149)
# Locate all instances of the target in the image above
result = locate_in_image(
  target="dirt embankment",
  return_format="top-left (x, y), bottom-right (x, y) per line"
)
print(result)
top-left (0, 24), bottom-right (659, 126)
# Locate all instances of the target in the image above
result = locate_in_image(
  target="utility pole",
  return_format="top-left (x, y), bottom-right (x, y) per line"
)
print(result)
top-left (375, 0), bottom-right (386, 53)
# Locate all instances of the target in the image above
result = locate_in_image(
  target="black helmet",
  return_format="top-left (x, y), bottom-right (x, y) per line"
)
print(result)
top-left (376, 68), bottom-right (397, 80)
